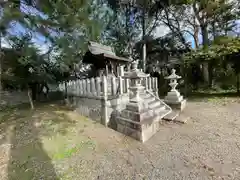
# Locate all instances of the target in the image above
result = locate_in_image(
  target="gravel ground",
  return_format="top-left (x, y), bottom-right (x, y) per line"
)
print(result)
top-left (1, 98), bottom-right (240, 180)
top-left (55, 98), bottom-right (240, 180)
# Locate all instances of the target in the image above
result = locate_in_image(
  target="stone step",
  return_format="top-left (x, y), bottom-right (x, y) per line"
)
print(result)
top-left (158, 109), bottom-right (172, 119)
top-left (163, 111), bottom-right (189, 124)
top-left (120, 109), bottom-right (153, 122)
top-left (142, 105), bottom-right (168, 121)
top-left (174, 114), bottom-right (189, 124)
top-left (148, 100), bottom-right (161, 109)
top-left (120, 104), bottom-right (169, 123)
top-left (140, 94), bottom-right (151, 100)
top-left (162, 111), bottom-right (179, 121)
top-left (143, 96), bottom-right (155, 103)
top-left (152, 105), bottom-right (166, 115)
top-left (141, 109), bottom-right (171, 124)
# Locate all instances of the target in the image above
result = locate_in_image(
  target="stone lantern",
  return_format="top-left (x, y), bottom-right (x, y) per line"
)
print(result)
top-left (164, 69), bottom-right (186, 111)
top-left (124, 59), bottom-right (149, 106)
top-left (116, 60), bottom-right (172, 142)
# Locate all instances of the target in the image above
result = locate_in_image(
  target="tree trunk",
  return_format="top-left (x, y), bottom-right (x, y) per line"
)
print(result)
top-left (193, 30), bottom-right (199, 48)
top-left (193, 18), bottom-right (199, 48)
top-left (64, 81), bottom-right (67, 98)
top-left (237, 73), bottom-right (240, 94)
top-left (27, 87), bottom-right (34, 110)
top-left (202, 62), bottom-right (209, 85)
top-left (208, 63), bottom-right (213, 88)
top-left (31, 83), bottom-right (37, 101)
top-left (0, 32), bottom-right (2, 91)
top-left (201, 24), bottom-right (210, 84)
top-left (142, 7), bottom-right (146, 72)
top-left (183, 64), bottom-right (188, 97)
top-left (211, 18), bottom-right (217, 41)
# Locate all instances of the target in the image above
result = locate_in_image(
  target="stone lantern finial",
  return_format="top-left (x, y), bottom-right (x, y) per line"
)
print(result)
top-left (132, 59), bottom-right (138, 71)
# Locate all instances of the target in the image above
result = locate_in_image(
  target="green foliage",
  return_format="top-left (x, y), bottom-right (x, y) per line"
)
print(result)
top-left (184, 37), bottom-right (240, 63)
top-left (0, 0), bottom-right (106, 90)
top-left (1, 34), bottom-right (72, 90)
top-left (3, 35), bottom-right (48, 85)
top-left (104, 0), bottom-right (191, 57)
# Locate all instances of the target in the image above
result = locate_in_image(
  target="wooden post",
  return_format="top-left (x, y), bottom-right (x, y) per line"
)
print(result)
top-left (119, 76), bottom-right (123, 95)
top-left (126, 78), bottom-right (130, 93)
top-left (76, 80), bottom-right (79, 95)
top-left (145, 77), bottom-right (148, 90)
top-left (152, 77), bottom-right (155, 92)
top-left (82, 79), bottom-right (86, 95)
top-left (148, 77), bottom-right (152, 91)
top-left (102, 76), bottom-right (108, 126)
top-left (96, 77), bottom-right (101, 96)
top-left (69, 81), bottom-right (72, 94)
top-left (79, 80), bottom-right (83, 95)
top-left (86, 79), bottom-right (91, 96)
top-left (91, 77), bottom-right (96, 96)
top-left (155, 77), bottom-right (158, 97)
top-left (105, 64), bottom-right (108, 76)
top-left (111, 76), bottom-right (116, 96)
top-left (120, 65), bottom-right (124, 76)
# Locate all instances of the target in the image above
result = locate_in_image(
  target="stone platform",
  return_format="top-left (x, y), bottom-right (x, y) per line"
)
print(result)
top-left (117, 93), bottom-right (171, 142)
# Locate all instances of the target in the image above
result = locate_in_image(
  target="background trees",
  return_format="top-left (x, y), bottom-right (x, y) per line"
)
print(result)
top-left (0, 0), bottom-right (240, 105)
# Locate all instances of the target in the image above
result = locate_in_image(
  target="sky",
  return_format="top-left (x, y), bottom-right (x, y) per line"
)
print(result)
top-left (2, 2), bottom-right (50, 53)
top-left (4, 22), bottom-right (50, 52)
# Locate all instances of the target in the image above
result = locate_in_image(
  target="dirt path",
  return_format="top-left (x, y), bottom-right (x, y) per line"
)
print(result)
top-left (56, 98), bottom-right (240, 180)
top-left (1, 98), bottom-right (240, 180)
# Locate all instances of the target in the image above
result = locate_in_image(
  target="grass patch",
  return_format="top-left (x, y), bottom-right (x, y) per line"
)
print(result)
top-left (52, 140), bottom-right (96, 160)
top-left (0, 102), bottom-right (96, 180)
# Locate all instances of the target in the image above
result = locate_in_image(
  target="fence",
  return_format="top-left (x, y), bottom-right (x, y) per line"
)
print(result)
top-left (59, 75), bottom-right (158, 98)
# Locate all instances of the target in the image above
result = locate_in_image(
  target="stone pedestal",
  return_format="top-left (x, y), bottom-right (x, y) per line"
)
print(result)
top-left (164, 69), bottom-right (186, 111)
top-left (164, 98), bottom-right (186, 111)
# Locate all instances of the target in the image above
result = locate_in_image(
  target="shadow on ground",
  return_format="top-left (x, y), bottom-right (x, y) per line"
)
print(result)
top-left (0, 103), bottom-right (76, 180)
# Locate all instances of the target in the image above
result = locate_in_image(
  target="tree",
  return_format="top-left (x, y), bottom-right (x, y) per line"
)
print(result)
top-left (0, 0), bottom-right (104, 92)
top-left (184, 36), bottom-right (240, 92)
top-left (157, 0), bottom-right (239, 86)
top-left (105, 0), bottom-right (191, 71)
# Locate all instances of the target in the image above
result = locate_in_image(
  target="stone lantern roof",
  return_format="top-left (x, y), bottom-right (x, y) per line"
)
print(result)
top-left (123, 60), bottom-right (149, 79)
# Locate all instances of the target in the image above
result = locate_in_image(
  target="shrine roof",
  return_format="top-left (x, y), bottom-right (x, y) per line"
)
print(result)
top-left (83, 41), bottom-right (130, 64)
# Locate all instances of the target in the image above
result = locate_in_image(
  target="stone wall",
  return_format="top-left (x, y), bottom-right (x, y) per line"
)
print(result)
top-left (69, 96), bottom-right (104, 123)
top-left (68, 94), bottom-right (129, 128)
top-left (0, 91), bottom-right (29, 109)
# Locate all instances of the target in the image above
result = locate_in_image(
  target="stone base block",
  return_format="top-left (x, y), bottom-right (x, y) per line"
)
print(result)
top-left (174, 114), bottom-right (189, 124)
top-left (163, 111), bottom-right (179, 121)
top-left (164, 99), bottom-right (186, 111)
top-left (162, 111), bottom-right (189, 124)
top-left (117, 116), bottom-right (162, 143)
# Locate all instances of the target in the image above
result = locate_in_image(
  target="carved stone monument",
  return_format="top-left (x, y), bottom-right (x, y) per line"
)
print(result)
top-left (164, 69), bottom-right (186, 111)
